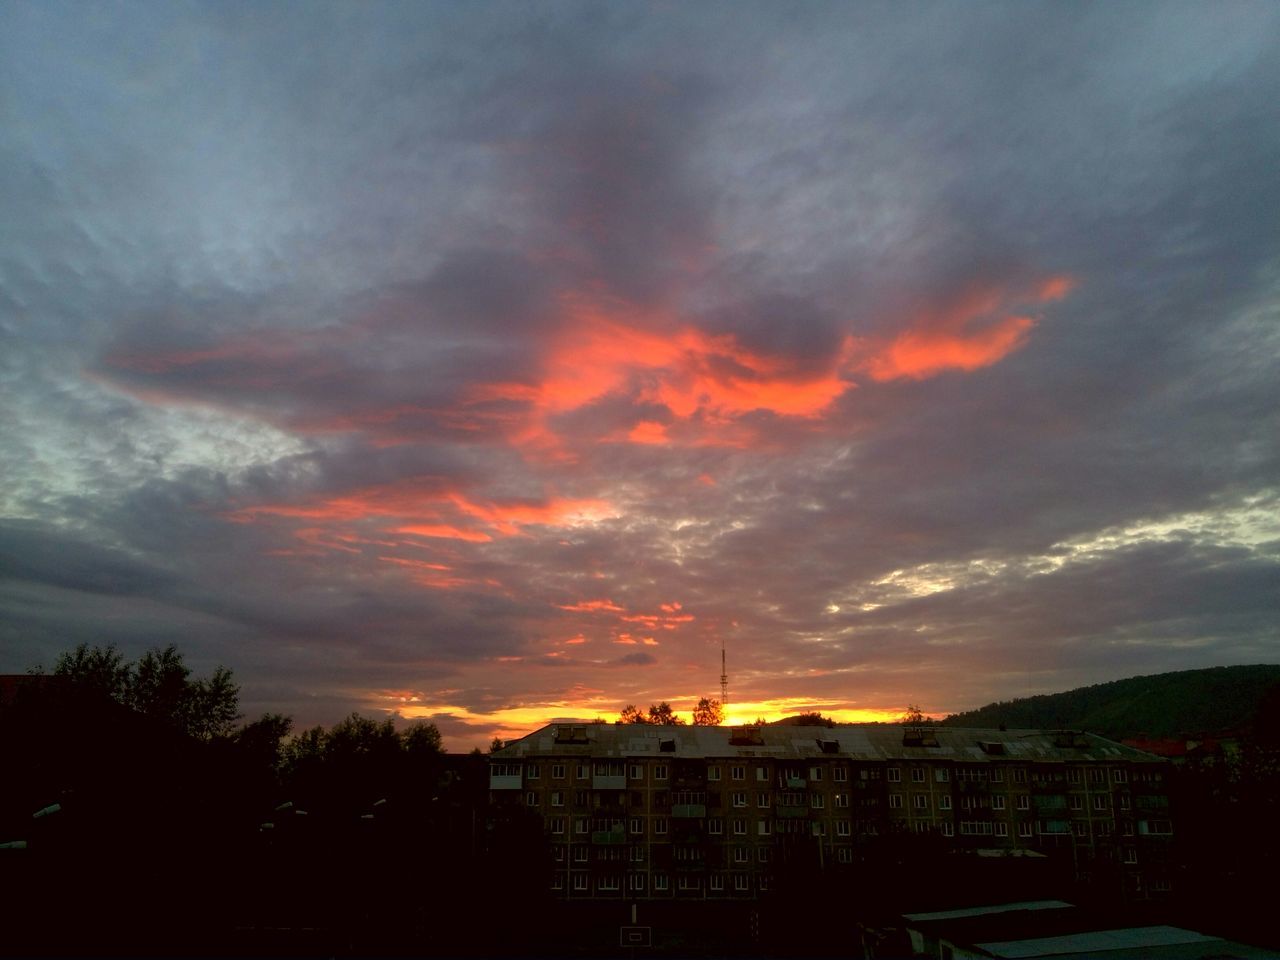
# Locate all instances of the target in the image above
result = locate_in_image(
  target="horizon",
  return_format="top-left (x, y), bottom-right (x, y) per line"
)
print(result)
top-left (3, 3), bottom-right (1278, 757)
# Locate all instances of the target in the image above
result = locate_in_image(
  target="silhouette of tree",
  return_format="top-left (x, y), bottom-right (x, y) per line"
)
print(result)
top-left (647, 701), bottom-right (686, 725)
top-left (693, 697), bottom-right (724, 725)
top-left (791, 711), bottom-right (835, 726)
top-left (619, 704), bottom-right (649, 723)
top-left (900, 704), bottom-right (932, 725)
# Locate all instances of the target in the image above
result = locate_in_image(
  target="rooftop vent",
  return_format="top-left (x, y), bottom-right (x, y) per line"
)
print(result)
top-left (554, 725), bottom-right (590, 744)
top-left (1053, 732), bottom-right (1089, 749)
top-left (903, 727), bottom-right (940, 748)
top-left (659, 738), bottom-right (676, 752)
top-left (729, 725), bottom-right (764, 746)
top-left (978, 741), bottom-right (1006, 756)
top-left (818, 738), bottom-right (840, 754)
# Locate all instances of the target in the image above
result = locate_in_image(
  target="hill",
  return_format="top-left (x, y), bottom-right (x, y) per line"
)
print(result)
top-left (940, 664), bottom-right (1280, 740)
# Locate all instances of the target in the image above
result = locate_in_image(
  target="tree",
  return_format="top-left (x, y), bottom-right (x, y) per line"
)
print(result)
top-left (646, 702), bottom-right (686, 725)
top-left (693, 697), bottom-right (724, 725)
top-left (791, 711), bottom-right (835, 727)
top-left (52, 641), bottom-right (240, 740)
top-left (403, 721), bottom-right (444, 757)
top-left (619, 704), bottom-right (650, 724)
top-left (900, 704), bottom-right (933, 725)
top-left (489, 736), bottom-right (505, 752)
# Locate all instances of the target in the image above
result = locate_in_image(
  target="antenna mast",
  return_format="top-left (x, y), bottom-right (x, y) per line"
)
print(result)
top-left (720, 637), bottom-right (728, 713)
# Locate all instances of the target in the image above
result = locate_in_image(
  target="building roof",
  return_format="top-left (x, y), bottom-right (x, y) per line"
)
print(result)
top-left (492, 722), bottom-right (1165, 763)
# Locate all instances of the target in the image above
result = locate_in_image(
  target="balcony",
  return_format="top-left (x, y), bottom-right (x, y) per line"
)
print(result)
top-left (489, 773), bottom-right (522, 790)
top-left (593, 774), bottom-right (626, 790)
top-left (672, 804), bottom-right (707, 819)
top-left (591, 826), bottom-right (626, 845)
top-left (777, 805), bottom-right (808, 819)
top-left (784, 775), bottom-right (807, 789)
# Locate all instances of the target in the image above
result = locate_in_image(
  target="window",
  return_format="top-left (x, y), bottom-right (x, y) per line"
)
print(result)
top-left (758, 847), bottom-right (771, 863)
top-left (940, 795), bottom-right (952, 811)
top-left (1070, 796), bottom-right (1083, 811)
top-left (992, 795), bottom-right (1005, 811)
top-left (630, 817), bottom-right (643, 834)
top-left (756, 766), bottom-right (769, 782)
top-left (654, 875), bottom-right (669, 891)
top-left (837, 847), bottom-right (853, 863)
top-left (550, 817), bottom-right (565, 834)
top-left (732, 818), bottom-right (747, 835)
top-left (1013, 768), bottom-right (1027, 784)
top-left (654, 817), bottom-right (667, 835)
top-left (911, 768), bottom-right (925, 783)
top-left (731, 765), bottom-right (745, 781)
top-left (574, 790), bottom-right (588, 806)
top-left (655, 764), bottom-right (668, 780)
top-left (935, 768), bottom-right (950, 782)
top-left (551, 874), bottom-right (564, 891)
top-left (757, 820), bottom-right (772, 836)
top-left (1018, 822), bottom-right (1033, 838)
top-left (677, 876), bottom-right (699, 891)
top-left (573, 874), bottom-right (589, 891)
top-left (1069, 769), bottom-right (1082, 784)
top-left (1123, 847), bottom-right (1138, 864)
top-left (1016, 795), bottom-right (1030, 811)
top-left (629, 763), bottom-right (642, 780)
top-left (811, 821), bottom-right (827, 836)
top-left (1119, 794), bottom-right (1131, 811)
top-left (575, 817), bottom-right (588, 834)
top-left (734, 875), bottom-right (749, 891)
top-left (526, 791), bottom-right (538, 806)
top-left (708, 818), bottom-right (723, 834)
top-left (887, 768), bottom-right (902, 783)
top-left (629, 874), bottom-right (645, 891)
top-left (1074, 821), bottom-right (1088, 838)
top-left (811, 793), bottom-right (825, 809)
top-left (991, 768), bottom-right (1004, 783)
top-left (995, 822), bottom-right (1008, 837)
top-left (837, 820), bottom-right (851, 836)
top-left (960, 821), bottom-right (994, 836)
top-left (552, 845), bottom-right (566, 862)
top-left (941, 821), bottom-right (954, 837)
top-left (527, 764), bottom-right (540, 780)
top-left (809, 766), bottom-right (823, 782)
top-left (1113, 768), bottom-right (1127, 784)
top-left (629, 846), bottom-right (644, 862)
top-left (576, 763), bottom-right (589, 780)
top-left (913, 794), bottom-right (928, 810)
top-left (757, 792), bottom-right (771, 808)
top-left (732, 791), bottom-right (747, 807)
top-left (733, 846), bottom-right (750, 863)
top-left (835, 793), bottom-right (850, 808)
top-left (1140, 819), bottom-right (1173, 836)
top-left (573, 846), bottom-right (588, 862)
top-left (1094, 795), bottom-right (1108, 811)
top-left (1090, 768), bottom-right (1105, 784)
top-left (833, 767), bottom-right (848, 782)
top-left (552, 764), bottom-right (565, 780)
top-left (707, 765), bottom-right (720, 781)
top-left (889, 794), bottom-right (904, 809)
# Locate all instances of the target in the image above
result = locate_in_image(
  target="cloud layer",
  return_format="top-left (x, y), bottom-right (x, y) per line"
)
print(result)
top-left (3, 2), bottom-right (1278, 747)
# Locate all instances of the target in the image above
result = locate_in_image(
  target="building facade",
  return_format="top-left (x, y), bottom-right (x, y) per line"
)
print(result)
top-left (489, 722), bottom-right (1174, 902)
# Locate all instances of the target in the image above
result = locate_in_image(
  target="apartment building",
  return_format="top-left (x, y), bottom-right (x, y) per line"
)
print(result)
top-left (489, 722), bottom-right (1173, 902)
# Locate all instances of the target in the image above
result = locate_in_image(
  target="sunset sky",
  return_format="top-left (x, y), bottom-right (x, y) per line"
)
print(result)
top-left (2, 2), bottom-right (1278, 750)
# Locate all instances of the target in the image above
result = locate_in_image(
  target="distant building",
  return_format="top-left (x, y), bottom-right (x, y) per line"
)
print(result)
top-left (489, 722), bottom-right (1175, 902)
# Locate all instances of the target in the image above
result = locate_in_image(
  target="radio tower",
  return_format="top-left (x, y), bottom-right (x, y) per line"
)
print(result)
top-left (720, 637), bottom-right (729, 715)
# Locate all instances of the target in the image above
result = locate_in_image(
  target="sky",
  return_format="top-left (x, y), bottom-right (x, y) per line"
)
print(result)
top-left (2, 1), bottom-right (1278, 751)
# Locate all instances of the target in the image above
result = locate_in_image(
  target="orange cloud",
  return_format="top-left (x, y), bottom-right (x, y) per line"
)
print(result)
top-left (863, 276), bottom-right (1074, 382)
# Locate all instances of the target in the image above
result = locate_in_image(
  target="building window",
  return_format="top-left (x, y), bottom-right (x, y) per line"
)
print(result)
top-left (809, 766), bottom-right (823, 782)
top-left (573, 847), bottom-right (588, 862)
top-left (811, 821), bottom-right (827, 837)
top-left (654, 817), bottom-right (668, 835)
top-left (757, 820), bottom-right (772, 836)
top-left (1094, 795), bottom-right (1108, 811)
top-left (551, 875), bottom-right (563, 891)
top-left (758, 847), bottom-right (771, 863)
top-left (708, 818), bottom-right (723, 835)
top-left (573, 874), bottom-right (589, 891)
top-left (550, 817), bottom-right (565, 835)
top-left (628, 763), bottom-right (642, 780)
top-left (1017, 795), bottom-right (1030, 811)
top-left (655, 764), bottom-right (668, 781)
top-left (833, 767), bottom-right (848, 782)
top-left (629, 846), bottom-right (644, 863)
top-left (1090, 768), bottom-right (1105, 784)
top-left (526, 791), bottom-right (538, 806)
top-left (995, 822), bottom-right (1008, 838)
top-left (991, 768), bottom-right (1004, 783)
top-left (757, 792), bottom-right (771, 808)
top-left (734, 875), bottom-right (749, 892)
top-left (732, 818), bottom-right (747, 835)
top-left (597, 875), bottom-right (621, 892)
top-left (574, 790), bottom-right (588, 806)
top-left (911, 768), bottom-right (925, 783)
top-left (1069, 768), bottom-right (1082, 784)
top-left (1013, 768), bottom-right (1027, 784)
top-left (835, 793), bottom-right (850, 808)
top-left (1074, 821), bottom-right (1088, 838)
top-left (756, 767), bottom-right (769, 782)
top-left (992, 795), bottom-right (1005, 811)
top-left (837, 847), bottom-right (853, 863)
top-left (630, 817), bottom-right (643, 834)
top-left (732, 791), bottom-right (747, 807)
top-left (575, 817), bottom-right (588, 834)
top-left (710, 875), bottom-right (724, 892)
top-left (811, 793), bottom-right (825, 809)
top-left (888, 768), bottom-right (902, 783)
top-left (1070, 796), bottom-right (1083, 811)
top-left (527, 764), bottom-right (540, 780)
top-left (837, 820), bottom-right (851, 836)
top-left (677, 876), bottom-right (700, 891)
top-left (941, 821), bottom-right (954, 837)
top-left (935, 768), bottom-right (950, 782)
top-left (733, 846), bottom-right (750, 863)
top-left (1113, 768), bottom-right (1127, 784)
top-left (731, 765), bottom-right (745, 781)
top-left (629, 874), bottom-right (645, 891)
top-left (889, 794), bottom-right (904, 809)
top-left (1119, 794), bottom-right (1131, 811)
top-left (707, 765), bottom-right (720, 781)
top-left (1123, 847), bottom-right (1138, 864)
top-left (573, 763), bottom-right (587, 780)
top-left (913, 794), bottom-right (928, 810)
top-left (940, 795), bottom-right (952, 810)
top-left (552, 764), bottom-right (565, 780)
top-left (654, 875), bottom-right (669, 891)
